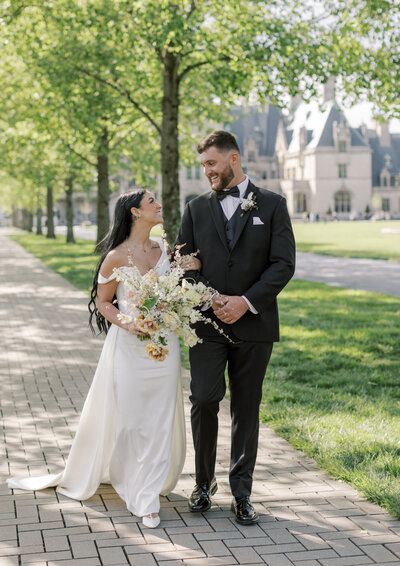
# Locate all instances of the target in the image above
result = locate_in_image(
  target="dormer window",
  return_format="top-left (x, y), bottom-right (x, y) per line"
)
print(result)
top-left (248, 151), bottom-right (256, 163)
top-left (338, 141), bottom-right (347, 152)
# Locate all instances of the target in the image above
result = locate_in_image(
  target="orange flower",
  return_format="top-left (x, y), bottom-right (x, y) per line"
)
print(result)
top-left (134, 314), bottom-right (160, 335)
top-left (146, 343), bottom-right (169, 362)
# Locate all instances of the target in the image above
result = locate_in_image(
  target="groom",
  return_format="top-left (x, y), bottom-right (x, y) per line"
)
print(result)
top-left (176, 130), bottom-right (295, 524)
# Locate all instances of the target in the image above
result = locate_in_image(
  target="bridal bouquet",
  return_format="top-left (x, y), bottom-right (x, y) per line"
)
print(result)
top-left (113, 247), bottom-right (223, 362)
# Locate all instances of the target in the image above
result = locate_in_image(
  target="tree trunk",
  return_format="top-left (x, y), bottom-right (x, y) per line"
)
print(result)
top-left (96, 127), bottom-right (110, 248)
top-left (28, 211), bottom-right (34, 232)
top-left (12, 206), bottom-right (18, 227)
top-left (36, 208), bottom-right (43, 235)
top-left (161, 51), bottom-right (181, 245)
top-left (46, 185), bottom-right (55, 239)
top-left (65, 176), bottom-right (75, 244)
top-left (22, 209), bottom-right (29, 230)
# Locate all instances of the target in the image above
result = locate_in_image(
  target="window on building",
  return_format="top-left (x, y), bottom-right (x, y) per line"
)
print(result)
top-left (335, 190), bottom-right (351, 213)
top-left (195, 166), bottom-right (200, 180)
top-left (382, 198), bottom-right (390, 212)
top-left (338, 164), bottom-right (347, 178)
top-left (248, 151), bottom-right (256, 162)
top-left (296, 193), bottom-right (307, 213)
top-left (390, 175), bottom-right (395, 187)
top-left (383, 176), bottom-right (388, 187)
top-left (262, 171), bottom-right (267, 180)
top-left (338, 141), bottom-right (347, 152)
top-left (186, 167), bottom-right (192, 180)
top-left (271, 170), bottom-right (276, 179)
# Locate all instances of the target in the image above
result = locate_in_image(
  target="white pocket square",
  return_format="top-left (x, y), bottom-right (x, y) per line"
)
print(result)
top-left (252, 216), bottom-right (264, 225)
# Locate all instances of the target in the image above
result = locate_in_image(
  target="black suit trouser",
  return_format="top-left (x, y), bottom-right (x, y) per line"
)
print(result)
top-left (189, 337), bottom-right (273, 497)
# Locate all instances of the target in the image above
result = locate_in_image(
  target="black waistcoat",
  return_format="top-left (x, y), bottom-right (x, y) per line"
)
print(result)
top-left (224, 204), bottom-right (242, 250)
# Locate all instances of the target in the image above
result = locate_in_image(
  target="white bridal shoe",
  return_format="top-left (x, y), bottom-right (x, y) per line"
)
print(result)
top-left (142, 513), bottom-right (160, 528)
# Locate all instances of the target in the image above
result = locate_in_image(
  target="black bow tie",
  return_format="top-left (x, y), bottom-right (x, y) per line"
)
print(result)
top-left (216, 186), bottom-right (240, 200)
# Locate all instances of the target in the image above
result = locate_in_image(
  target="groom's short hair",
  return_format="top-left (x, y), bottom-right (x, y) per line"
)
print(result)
top-left (197, 130), bottom-right (240, 155)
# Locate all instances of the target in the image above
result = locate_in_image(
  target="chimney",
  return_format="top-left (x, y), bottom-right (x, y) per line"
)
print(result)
top-left (323, 77), bottom-right (336, 103)
top-left (290, 93), bottom-right (302, 112)
top-left (374, 120), bottom-right (391, 147)
top-left (360, 123), bottom-right (369, 143)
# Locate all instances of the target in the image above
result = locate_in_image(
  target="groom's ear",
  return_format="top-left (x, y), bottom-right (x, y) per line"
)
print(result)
top-left (229, 151), bottom-right (240, 166)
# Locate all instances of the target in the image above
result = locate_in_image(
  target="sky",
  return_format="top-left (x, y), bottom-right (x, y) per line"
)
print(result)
top-left (343, 102), bottom-right (400, 133)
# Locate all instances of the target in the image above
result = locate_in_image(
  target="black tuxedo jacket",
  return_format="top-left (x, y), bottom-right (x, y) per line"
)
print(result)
top-left (176, 181), bottom-right (296, 343)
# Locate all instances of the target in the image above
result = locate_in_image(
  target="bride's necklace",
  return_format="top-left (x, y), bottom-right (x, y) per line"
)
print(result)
top-left (122, 240), bottom-right (159, 254)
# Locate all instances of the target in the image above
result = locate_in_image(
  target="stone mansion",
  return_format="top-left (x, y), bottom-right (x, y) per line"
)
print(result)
top-left (179, 97), bottom-right (400, 219)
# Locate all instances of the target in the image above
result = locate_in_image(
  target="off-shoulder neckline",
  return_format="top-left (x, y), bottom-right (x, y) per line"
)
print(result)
top-left (99, 244), bottom-right (165, 281)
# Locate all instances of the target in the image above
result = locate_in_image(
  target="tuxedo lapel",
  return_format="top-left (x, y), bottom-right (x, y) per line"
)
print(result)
top-left (230, 183), bottom-right (257, 251)
top-left (208, 192), bottom-right (230, 252)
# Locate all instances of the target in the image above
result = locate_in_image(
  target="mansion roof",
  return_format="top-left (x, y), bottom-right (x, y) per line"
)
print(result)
top-left (227, 101), bottom-right (400, 184)
top-left (368, 131), bottom-right (400, 185)
top-left (229, 105), bottom-right (281, 157)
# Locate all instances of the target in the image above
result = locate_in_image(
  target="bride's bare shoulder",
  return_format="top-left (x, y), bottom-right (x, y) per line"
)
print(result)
top-left (99, 248), bottom-right (126, 278)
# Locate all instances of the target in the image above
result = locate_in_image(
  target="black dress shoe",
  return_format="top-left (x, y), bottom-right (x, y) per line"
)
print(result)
top-left (188, 478), bottom-right (218, 512)
top-left (231, 496), bottom-right (259, 525)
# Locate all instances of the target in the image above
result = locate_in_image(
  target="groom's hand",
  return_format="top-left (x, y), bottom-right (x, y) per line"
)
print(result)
top-left (214, 295), bottom-right (249, 324)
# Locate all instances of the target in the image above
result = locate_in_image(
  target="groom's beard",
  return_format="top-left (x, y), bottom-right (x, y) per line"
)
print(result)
top-left (209, 165), bottom-right (235, 191)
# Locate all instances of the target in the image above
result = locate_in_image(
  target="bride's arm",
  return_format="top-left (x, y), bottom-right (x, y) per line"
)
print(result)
top-left (97, 253), bottom-right (145, 335)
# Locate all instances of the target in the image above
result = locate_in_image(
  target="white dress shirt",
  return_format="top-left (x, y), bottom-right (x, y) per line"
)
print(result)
top-left (219, 176), bottom-right (249, 220)
top-left (218, 176), bottom-right (258, 315)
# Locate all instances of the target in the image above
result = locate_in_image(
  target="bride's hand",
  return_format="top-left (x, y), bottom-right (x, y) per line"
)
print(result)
top-left (181, 256), bottom-right (202, 271)
top-left (126, 322), bottom-right (147, 336)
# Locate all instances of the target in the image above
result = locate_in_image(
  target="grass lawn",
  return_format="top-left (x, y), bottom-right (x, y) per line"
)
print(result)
top-left (293, 220), bottom-right (400, 262)
top-left (9, 232), bottom-right (400, 518)
top-left (262, 280), bottom-right (400, 518)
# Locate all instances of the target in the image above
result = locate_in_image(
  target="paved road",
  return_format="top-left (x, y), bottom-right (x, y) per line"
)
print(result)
top-left (295, 252), bottom-right (400, 297)
top-left (1, 230), bottom-right (400, 565)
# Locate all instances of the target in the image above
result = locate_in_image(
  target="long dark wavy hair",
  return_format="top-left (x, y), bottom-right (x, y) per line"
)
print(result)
top-left (88, 189), bottom-right (146, 335)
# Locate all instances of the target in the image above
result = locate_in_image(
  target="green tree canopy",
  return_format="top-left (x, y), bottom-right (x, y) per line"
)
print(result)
top-left (2, 0), bottom-right (399, 242)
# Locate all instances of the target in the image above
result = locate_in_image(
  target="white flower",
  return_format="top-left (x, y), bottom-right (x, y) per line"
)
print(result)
top-left (190, 310), bottom-right (203, 323)
top-left (184, 331), bottom-right (200, 348)
top-left (114, 246), bottom-right (232, 361)
top-left (240, 192), bottom-right (258, 214)
top-left (117, 313), bottom-right (133, 325)
top-left (163, 311), bottom-right (181, 330)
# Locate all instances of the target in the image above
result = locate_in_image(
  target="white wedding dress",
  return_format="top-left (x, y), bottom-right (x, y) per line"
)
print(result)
top-left (7, 246), bottom-right (186, 517)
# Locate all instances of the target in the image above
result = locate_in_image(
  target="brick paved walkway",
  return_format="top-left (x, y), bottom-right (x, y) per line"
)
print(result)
top-left (1, 230), bottom-right (400, 566)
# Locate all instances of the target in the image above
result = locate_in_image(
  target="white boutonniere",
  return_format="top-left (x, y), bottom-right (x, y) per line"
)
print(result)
top-left (240, 192), bottom-right (258, 216)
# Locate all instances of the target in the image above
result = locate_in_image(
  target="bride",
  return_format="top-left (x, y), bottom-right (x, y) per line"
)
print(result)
top-left (7, 189), bottom-right (200, 529)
